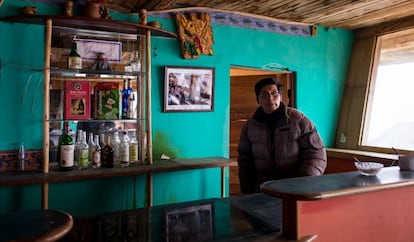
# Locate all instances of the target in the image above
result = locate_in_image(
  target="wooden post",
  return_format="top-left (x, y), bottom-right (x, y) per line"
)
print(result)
top-left (145, 30), bottom-right (152, 164)
top-left (42, 18), bottom-right (52, 210)
top-left (221, 167), bottom-right (226, 198)
top-left (147, 174), bottom-right (153, 207)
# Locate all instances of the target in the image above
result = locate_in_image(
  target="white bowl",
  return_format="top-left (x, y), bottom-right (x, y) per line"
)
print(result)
top-left (354, 162), bottom-right (384, 176)
top-left (398, 155), bottom-right (414, 171)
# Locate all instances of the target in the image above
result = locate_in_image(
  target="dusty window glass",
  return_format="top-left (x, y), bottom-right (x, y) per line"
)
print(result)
top-left (362, 28), bottom-right (414, 151)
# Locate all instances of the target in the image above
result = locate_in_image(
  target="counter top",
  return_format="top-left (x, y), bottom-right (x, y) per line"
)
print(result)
top-left (61, 193), bottom-right (284, 242)
top-left (261, 166), bottom-right (414, 200)
top-left (0, 157), bottom-right (237, 187)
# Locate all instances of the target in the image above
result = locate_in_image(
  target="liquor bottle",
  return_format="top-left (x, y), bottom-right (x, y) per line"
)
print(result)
top-left (88, 132), bottom-right (95, 164)
top-left (67, 42), bottom-right (82, 69)
top-left (127, 79), bottom-right (135, 119)
top-left (74, 129), bottom-right (83, 168)
top-left (79, 131), bottom-right (89, 169)
top-left (129, 131), bottom-right (138, 164)
top-left (112, 131), bottom-right (121, 164)
top-left (120, 131), bottom-right (130, 167)
top-left (121, 79), bottom-right (129, 119)
top-left (99, 133), bottom-right (106, 148)
top-left (59, 122), bottom-right (75, 171)
top-left (92, 134), bottom-right (101, 168)
top-left (101, 135), bottom-right (114, 168)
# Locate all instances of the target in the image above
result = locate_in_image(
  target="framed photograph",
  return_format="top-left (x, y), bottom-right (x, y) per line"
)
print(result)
top-left (164, 66), bottom-right (215, 112)
top-left (164, 203), bottom-right (214, 242)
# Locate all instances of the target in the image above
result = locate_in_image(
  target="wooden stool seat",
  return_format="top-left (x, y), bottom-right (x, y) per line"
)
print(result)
top-left (0, 209), bottom-right (73, 242)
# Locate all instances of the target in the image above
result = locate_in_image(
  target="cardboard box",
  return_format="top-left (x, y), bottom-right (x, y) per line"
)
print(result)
top-left (95, 82), bottom-right (120, 120)
top-left (64, 81), bottom-right (90, 120)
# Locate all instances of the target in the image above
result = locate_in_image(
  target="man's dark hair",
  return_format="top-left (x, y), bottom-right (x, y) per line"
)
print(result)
top-left (254, 77), bottom-right (283, 102)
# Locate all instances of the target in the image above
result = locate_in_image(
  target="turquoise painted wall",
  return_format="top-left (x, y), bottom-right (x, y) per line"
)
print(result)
top-left (0, 1), bottom-right (353, 215)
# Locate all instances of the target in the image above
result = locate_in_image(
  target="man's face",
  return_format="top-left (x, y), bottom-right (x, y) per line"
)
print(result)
top-left (258, 84), bottom-right (281, 113)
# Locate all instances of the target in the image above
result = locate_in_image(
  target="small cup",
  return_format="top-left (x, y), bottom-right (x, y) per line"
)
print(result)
top-left (398, 155), bottom-right (414, 171)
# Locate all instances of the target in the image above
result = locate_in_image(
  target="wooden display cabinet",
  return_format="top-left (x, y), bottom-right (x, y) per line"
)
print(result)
top-left (1, 14), bottom-right (177, 209)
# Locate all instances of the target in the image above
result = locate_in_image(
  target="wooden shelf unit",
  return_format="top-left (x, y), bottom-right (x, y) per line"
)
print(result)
top-left (1, 13), bottom-right (177, 209)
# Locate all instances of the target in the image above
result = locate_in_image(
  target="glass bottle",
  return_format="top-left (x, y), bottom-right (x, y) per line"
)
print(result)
top-left (121, 79), bottom-right (129, 119)
top-left (112, 131), bottom-right (121, 164)
top-left (59, 122), bottom-right (75, 171)
top-left (88, 132), bottom-right (95, 164)
top-left (79, 131), bottom-right (89, 169)
top-left (129, 131), bottom-right (138, 164)
top-left (67, 42), bottom-right (82, 69)
top-left (127, 79), bottom-right (135, 119)
top-left (101, 135), bottom-right (114, 168)
top-left (120, 131), bottom-right (130, 167)
top-left (92, 134), bottom-right (101, 168)
top-left (74, 129), bottom-right (83, 168)
top-left (99, 133), bottom-right (106, 148)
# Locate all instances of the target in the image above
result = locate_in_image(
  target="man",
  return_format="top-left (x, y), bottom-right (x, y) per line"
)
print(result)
top-left (237, 78), bottom-right (327, 194)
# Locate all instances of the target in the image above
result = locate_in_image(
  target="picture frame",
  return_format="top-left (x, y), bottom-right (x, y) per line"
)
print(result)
top-left (164, 66), bottom-right (215, 112)
top-left (164, 203), bottom-right (214, 242)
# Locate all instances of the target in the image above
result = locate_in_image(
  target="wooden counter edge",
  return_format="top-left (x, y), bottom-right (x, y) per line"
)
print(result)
top-left (0, 157), bottom-right (236, 187)
top-left (249, 233), bottom-right (317, 242)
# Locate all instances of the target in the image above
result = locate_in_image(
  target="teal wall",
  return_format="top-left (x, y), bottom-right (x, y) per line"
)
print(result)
top-left (0, 1), bottom-right (353, 215)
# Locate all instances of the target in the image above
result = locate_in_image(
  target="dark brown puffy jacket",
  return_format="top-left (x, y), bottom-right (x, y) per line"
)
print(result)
top-left (237, 104), bottom-right (327, 194)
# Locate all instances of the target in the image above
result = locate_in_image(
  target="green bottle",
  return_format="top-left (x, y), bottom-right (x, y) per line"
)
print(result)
top-left (59, 122), bottom-right (75, 171)
top-left (67, 42), bottom-right (82, 69)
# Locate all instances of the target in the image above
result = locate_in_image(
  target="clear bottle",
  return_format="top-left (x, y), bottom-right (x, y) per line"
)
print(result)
top-left (67, 42), bottom-right (82, 69)
top-left (74, 129), bottom-right (83, 168)
top-left (92, 134), bottom-right (101, 168)
top-left (88, 132), bottom-right (95, 164)
top-left (78, 131), bottom-right (89, 169)
top-left (101, 135), bottom-right (114, 168)
top-left (112, 131), bottom-right (121, 164)
top-left (99, 133), bottom-right (106, 148)
top-left (59, 122), bottom-right (75, 171)
top-left (129, 131), bottom-right (138, 164)
top-left (18, 143), bottom-right (25, 171)
top-left (120, 131), bottom-right (130, 167)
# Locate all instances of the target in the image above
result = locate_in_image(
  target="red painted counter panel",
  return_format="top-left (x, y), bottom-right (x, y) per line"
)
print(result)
top-left (261, 167), bottom-right (414, 242)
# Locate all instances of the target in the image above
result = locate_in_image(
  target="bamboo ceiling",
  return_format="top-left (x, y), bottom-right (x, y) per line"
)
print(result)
top-left (106, 0), bottom-right (414, 30)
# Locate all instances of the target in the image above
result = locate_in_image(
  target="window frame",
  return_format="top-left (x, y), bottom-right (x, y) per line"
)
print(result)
top-left (335, 18), bottom-right (414, 155)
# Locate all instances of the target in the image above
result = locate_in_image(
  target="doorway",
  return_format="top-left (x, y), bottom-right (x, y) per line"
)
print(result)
top-left (229, 66), bottom-right (295, 195)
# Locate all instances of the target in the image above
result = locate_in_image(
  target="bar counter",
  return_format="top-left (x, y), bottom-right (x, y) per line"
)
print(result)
top-left (261, 166), bottom-right (414, 242)
top-left (59, 193), bottom-right (316, 242)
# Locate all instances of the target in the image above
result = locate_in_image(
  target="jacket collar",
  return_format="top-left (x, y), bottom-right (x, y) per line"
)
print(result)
top-left (253, 102), bottom-right (289, 126)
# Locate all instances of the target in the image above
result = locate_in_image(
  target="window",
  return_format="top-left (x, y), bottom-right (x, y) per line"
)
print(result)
top-left (361, 28), bottom-right (414, 151)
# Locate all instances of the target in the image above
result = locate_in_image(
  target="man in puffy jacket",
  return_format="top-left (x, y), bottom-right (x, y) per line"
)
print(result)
top-left (237, 77), bottom-right (327, 194)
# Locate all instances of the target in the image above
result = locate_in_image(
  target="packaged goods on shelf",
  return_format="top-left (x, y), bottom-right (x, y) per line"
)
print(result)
top-left (64, 81), bottom-right (90, 120)
top-left (95, 82), bottom-right (120, 120)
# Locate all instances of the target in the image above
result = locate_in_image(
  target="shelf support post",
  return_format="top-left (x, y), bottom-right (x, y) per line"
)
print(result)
top-left (42, 18), bottom-right (52, 210)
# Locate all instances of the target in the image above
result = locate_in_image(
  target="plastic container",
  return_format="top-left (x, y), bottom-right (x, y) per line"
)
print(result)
top-left (398, 155), bottom-right (414, 171)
